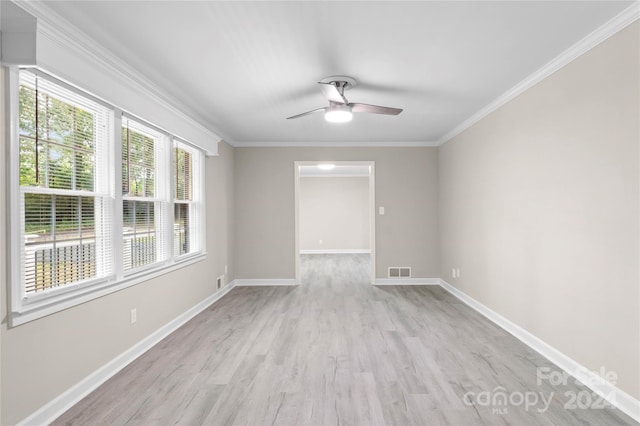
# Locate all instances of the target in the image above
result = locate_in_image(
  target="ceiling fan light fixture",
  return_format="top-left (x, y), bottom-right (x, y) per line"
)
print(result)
top-left (286, 76), bottom-right (402, 121)
top-left (324, 104), bottom-right (353, 123)
top-left (317, 163), bottom-right (336, 170)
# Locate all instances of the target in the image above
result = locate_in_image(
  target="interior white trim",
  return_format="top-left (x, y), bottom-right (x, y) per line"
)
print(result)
top-left (9, 0), bottom-right (225, 154)
top-left (300, 249), bottom-right (371, 254)
top-left (437, 2), bottom-right (640, 145)
top-left (375, 278), bottom-right (440, 285)
top-left (11, 242), bottom-right (207, 326)
top-left (232, 279), bottom-right (298, 286)
top-left (15, 275), bottom-right (639, 424)
top-left (9, 1), bottom-right (637, 149)
top-left (294, 161), bottom-right (376, 286)
top-left (15, 282), bottom-right (236, 426)
top-left (439, 279), bottom-right (640, 423)
top-left (232, 141), bottom-right (439, 148)
top-left (299, 174), bottom-right (370, 178)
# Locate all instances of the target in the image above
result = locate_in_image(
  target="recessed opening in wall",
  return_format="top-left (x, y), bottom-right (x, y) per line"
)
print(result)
top-left (294, 161), bottom-right (376, 285)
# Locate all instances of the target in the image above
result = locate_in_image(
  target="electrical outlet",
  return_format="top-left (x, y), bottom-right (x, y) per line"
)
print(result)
top-left (452, 268), bottom-right (456, 278)
top-left (456, 268), bottom-right (461, 278)
top-left (130, 308), bottom-right (137, 324)
top-left (319, 239), bottom-right (323, 245)
top-left (224, 265), bottom-right (228, 274)
top-left (379, 206), bottom-right (385, 215)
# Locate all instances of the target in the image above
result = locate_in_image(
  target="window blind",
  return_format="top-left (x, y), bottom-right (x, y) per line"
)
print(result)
top-left (122, 117), bottom-right (169, 271)
top-left (19, 70), bottom-right (113, 296)
top-left (122, 119), bottom-right (155, 198)
top-left (175, 147), bottom-right (192, 201)
top-left (10, 68), bottom-right (208, 324)
top-left (174, 143), bottom-right (200, 257)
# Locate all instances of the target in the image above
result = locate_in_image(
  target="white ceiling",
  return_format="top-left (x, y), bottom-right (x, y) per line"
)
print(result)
top-left (40, 1), bottom-right (634, 146)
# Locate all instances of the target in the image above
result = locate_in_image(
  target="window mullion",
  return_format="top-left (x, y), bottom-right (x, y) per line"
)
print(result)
top-left (159, 135), bottom-right (172, 264)
top-left (197, 150), bottom-right (205, 254)
top-left (51, 194), bottom-right (57, 288)
top-left (113, 110), bottom-right (125, 281)
top-left (169, 139), bottom-right (177, 262)
top-left (8, 66), bottom-right (25, 319)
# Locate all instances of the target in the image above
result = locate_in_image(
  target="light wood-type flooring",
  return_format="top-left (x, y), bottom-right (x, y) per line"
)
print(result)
top-left (54, 254), bottom-right (637, 425)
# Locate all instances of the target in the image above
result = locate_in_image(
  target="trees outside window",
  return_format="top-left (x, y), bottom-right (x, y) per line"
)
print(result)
top-left (18, 71), bottom-right (112, 295)
top-left (174, 145), bottom-right (194, 256)
top-left (12, 69), bottom-right (205, 324)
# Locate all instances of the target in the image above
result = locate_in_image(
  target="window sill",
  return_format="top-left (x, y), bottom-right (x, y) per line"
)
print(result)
top-left (10, 252), bottom-right (208, 327)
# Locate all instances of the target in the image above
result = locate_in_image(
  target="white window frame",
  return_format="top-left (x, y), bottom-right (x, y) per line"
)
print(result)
top-left (121, 117), bottom-right (171, 274)
top-left (173, 139), bottom-right (205, 259)
top-left (7, 67), bottom-right (208, 327)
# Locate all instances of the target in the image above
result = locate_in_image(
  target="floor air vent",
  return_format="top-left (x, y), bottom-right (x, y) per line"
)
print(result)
top-left (388, 267), bottom-right (411, 278)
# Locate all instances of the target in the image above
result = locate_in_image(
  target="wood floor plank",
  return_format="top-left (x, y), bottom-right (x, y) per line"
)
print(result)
top-left (53, 254), bottom-right (638, 426)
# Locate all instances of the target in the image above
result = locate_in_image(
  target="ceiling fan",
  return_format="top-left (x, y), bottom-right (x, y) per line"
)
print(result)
top-left (286, 76), bottom-right (403, 123)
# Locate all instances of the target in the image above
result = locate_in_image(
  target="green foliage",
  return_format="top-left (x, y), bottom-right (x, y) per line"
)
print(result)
top-left (175, 147), bottom-right (192, 200)
top-left (24, 193), bottom-right (95, 235)
top-left (19, 84), bottom-right (95, 191)
top-left (122, 127), bottom-right (155, 197)
top-left (20, 83), bottom-right (97, 235)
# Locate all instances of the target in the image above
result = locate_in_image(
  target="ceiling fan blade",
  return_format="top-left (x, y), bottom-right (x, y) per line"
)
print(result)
top-left (286, 107), bottom-right (326, 120)
top-left (350, 103), bottom-right (403, 115)
top-left (318, 82), bottom-right (348, 104)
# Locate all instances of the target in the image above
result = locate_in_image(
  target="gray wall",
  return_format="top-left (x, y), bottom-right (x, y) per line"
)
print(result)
top-left (234, 147), bottom-right (440, 279)
top-left (3, 19), bottom-right (639, 425)
top-left (0, 137), bottom-right (237, 423)
top-left (299, 176), bottom-right (370, 251)
top-left (210, 142), bottom-right (236, 283)
top-left (438, 23), bottom-right (639, 399)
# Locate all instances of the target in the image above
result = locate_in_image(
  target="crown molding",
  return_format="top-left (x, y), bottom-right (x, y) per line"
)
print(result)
top-left (11, 0), bottom-right (637, 149)
top-left (10, 0), bottom-right (228, 147)
top-left (437, 2), bottom-right (640, 146)
top-left (231, 140), bottom-right (440, 148)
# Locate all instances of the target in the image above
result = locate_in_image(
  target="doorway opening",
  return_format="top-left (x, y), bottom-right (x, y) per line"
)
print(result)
top-left (294, 161), bottom-right (375, 285)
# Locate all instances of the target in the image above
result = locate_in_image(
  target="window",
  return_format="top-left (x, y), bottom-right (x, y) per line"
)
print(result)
top-left (121, 118), bottom-right (169, 271)
top-left (174, 142), bottom-right (201, 257)
top-left (10, 69), bottom-right (206, 325)
top-left (18, 71), bottom-right (113, 296)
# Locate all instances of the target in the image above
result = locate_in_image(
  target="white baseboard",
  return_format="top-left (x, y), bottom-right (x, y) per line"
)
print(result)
top-left (300, 249), bottom-right (371, 254)
top-left (375, 278), bottom-right (440, 285)
top-left (232, 278), bottom-right (299, 286)
top-left (375, 277), bottom-right (440, 285)
top-left (439, 279), bottom-right (640, 423)
top-left (18, 276), bottom-right (639, 424)
top-left (234, 277), bottom-right (438, 286)
top-left (17, 282), bottom-right (236, 426)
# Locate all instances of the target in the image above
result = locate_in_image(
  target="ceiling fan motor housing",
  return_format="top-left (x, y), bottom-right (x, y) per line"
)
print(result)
top-left (320, 75), bottom-right (357, 91)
